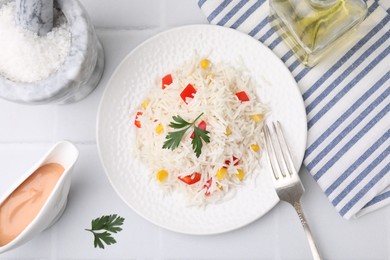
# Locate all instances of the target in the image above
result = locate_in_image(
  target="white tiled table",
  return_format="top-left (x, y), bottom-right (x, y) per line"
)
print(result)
top-left (1, 1), bottom-right (389, 259)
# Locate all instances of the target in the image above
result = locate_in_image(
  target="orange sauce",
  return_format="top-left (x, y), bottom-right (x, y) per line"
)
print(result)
top-left (0, 163), bottom-right (64, 246)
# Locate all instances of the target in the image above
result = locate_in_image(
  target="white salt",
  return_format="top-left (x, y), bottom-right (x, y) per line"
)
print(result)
top-left (0, 2), bottom-right (71, 83)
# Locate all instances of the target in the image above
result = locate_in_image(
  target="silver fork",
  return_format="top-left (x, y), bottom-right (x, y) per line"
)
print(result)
top-left (263, 121), bottom-right (322, 260)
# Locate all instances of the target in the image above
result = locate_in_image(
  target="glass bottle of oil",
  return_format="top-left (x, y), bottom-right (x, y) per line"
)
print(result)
top-left (269, 0), bottom-right (367, 67)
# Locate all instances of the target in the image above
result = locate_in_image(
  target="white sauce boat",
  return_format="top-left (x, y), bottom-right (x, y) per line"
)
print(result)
top-left (0, 141), bottom-right (79, 254)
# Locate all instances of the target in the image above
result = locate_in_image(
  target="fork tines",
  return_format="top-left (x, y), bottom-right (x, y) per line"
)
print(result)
top-left (263, 121), bottom-right (297, 180)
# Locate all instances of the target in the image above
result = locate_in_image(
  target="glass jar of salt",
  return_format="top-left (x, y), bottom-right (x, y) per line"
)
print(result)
top-left (269, 0), bottom-right (367, 67)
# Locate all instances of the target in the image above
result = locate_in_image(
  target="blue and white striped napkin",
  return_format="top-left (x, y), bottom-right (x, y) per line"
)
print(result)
top-left (198, 0), bottom-right (390, 219)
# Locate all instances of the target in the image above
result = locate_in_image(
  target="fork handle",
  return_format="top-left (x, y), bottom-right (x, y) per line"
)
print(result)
top-left (293, 201), bottom-right (322, 260)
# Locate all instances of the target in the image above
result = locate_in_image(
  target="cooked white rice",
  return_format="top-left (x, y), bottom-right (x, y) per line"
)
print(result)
top-left (134, 55), bottom-right (268, 205)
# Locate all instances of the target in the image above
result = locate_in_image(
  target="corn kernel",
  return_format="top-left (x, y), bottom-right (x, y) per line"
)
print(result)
top-left (141, 100), bottom-right (149, 109)
top-left (252, 114), bottom-right (264, 123)
top-left (155, 124), bottom-right (164, 134)
top-left (226, 127), bottom-right (231, 136)
top-left (216, 182), bottom-right (223, 190)
top-left (235, 169), bottom-right (244, 181)
top-left (200, 59), bottom-right (210, 69)
top-left (251, 144), bottom-right (260, 152)
top-left (156, 170), bottom-right (168, 182)
top-left (216, 168), bottom-right (228, 181)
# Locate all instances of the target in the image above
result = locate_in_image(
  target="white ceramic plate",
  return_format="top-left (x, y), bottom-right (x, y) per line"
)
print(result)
top-left (97, 25), bottom-right (307, 235)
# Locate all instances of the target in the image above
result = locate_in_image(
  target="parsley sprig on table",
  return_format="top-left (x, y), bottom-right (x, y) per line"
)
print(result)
top-left (85, 214), bottom-right (125, 249)
top-left (162, 112), bottom-right (210, 157)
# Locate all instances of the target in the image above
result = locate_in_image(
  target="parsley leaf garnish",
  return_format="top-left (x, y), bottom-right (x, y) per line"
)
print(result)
top-left (162, 112), bottom-right (210, 157)
top-left (192, 125), bottom-right (211, 157)
top-left (85, 214), bottom-right (124, 249)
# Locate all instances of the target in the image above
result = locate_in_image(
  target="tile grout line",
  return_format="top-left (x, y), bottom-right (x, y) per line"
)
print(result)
top-left (94, 26), bottom-right (160, 31)
top-left (0, 141), bottom-right (97, 146)
top-left (160, 0), bottom-right (167, 29)
top-left (53, 105), bottom-right (59, 143)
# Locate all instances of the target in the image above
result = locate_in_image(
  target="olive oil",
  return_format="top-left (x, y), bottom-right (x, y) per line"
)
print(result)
top-left (269, 0), bottom-right (367, 67)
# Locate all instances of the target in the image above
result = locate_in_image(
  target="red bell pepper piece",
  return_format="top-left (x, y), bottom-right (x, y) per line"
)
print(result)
top-left (225, 156), bottom-right (239, 166)
top-left (190, 120), bottom-right (207, 139)
top-left (235, 91), bottom-right (250, 102)
top-left (162, 74), bottom-right (173, 89)
top-left (204, 178), bottom-right (213, 196)
top-left (180, 84), bottom-right (197, 104)
top-left (198, 120), bottom-right (207, 130)
top-left (178, 172), bottom-right (201, 185)
top-left (134, 111), bottom-right (142, 128)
